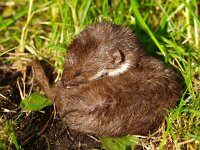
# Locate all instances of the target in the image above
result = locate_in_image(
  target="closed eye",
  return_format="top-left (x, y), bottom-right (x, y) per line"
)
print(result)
top-left (74, 69), bottom-right (82, 77)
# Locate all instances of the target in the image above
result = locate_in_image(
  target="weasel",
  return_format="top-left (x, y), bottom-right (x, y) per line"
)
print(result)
top-left (32, 22), bottom-right (181, 136)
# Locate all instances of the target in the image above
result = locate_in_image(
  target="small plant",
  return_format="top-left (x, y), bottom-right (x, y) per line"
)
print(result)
top-left (20, 93), bottom-right (52, 111)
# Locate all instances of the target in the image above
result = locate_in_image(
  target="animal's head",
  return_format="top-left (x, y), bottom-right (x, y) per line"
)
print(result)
top-left (62, 22), bottom-right (141, 88)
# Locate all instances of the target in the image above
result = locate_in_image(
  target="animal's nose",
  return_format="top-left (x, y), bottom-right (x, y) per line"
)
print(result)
top-left (62, 79), bottom-right (84, 88)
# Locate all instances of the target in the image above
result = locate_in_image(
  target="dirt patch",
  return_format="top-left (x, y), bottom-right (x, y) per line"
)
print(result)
top-left (0, 66), bottom-right (101, 150)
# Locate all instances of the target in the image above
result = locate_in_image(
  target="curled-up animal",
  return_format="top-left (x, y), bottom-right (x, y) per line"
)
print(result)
top-left (32, 22), bottom-right (181, 136)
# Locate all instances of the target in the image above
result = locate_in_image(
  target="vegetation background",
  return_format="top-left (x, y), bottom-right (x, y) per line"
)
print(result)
top-left (0, 0), bottom-right (199, 149)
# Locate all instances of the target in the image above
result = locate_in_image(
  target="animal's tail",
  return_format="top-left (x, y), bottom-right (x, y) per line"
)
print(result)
top-left (31, 60), bottom-right (55, 101)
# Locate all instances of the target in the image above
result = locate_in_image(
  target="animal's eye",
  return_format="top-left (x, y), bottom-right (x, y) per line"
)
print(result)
top-left (74, 70), bottom-right (82, 77)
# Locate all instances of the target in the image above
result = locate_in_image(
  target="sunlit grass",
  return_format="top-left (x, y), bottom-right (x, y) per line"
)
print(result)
top-left (0, 0), bottom-right (199, 149)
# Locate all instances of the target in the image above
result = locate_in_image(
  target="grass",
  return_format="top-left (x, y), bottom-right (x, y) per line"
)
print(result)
top-left (0, 0), bottom-right (200, 149)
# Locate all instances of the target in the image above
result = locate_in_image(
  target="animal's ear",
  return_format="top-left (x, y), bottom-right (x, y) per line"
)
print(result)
top-left (106, 49), bottom-right (125, 69)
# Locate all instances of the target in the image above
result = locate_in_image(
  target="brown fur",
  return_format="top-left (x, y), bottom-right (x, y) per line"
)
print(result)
top-left (32, 22), bottom-right (181, 136)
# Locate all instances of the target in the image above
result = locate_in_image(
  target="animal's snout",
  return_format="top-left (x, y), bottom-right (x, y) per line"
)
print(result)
top-left (62, 79), bottom-right (85, 88)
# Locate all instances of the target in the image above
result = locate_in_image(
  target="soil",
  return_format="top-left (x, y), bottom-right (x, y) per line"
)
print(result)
top-left (0, 65), bottom-right (101, 150)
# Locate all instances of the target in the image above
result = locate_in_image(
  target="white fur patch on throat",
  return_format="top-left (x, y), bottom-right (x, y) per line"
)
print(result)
top-left (90, 61), bottom-right (130, 80)
top-left (108, 61), bottom-right (130, 77)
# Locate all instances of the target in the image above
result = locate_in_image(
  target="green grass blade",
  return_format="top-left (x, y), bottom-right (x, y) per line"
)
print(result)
top-left (131, 0), bottom-right (166, 57)
top-left (79, 0), bottom-right (92, 27)
top-left (182, 0), bottom-right (200, 27)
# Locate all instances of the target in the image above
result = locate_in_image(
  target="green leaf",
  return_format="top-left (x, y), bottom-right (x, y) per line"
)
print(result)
top-left (20, 93), bottom-right (52, 111)
top-left (99, 135), bottom-right (138, 150)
